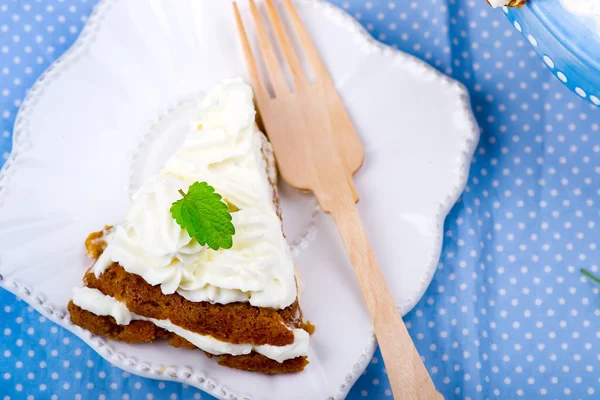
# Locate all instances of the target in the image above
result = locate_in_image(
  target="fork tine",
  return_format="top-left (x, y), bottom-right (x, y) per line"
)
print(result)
top-left (282, 0), bottom-right (329, 82)
top-left (264, 0), bottom-right (309, 88)
top-left (233, 2), bottom-right (268, 99)
top-left (248, 0), bottom-right (289, 97)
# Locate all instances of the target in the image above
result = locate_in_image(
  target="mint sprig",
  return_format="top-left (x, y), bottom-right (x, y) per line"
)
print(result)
top-left (170, 182), bottom-right (235, 251)
top-left (581, 268), bottom-right (600, 285)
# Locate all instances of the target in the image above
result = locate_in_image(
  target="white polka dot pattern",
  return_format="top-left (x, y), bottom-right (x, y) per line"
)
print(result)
top-left (2, 0), bottom-right (600, 399)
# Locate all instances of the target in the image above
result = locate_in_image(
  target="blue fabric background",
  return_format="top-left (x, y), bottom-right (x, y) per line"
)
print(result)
top-left (2, 0), bottom-right (600, 399)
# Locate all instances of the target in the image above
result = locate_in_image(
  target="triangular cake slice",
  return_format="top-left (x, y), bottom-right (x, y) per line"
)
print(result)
top-left (68, 79), bottom-right (313, 374)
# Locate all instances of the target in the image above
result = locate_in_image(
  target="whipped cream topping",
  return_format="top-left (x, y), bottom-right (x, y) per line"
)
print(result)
top-left (72, 287), bottom-right (309, 363)
top-left (93, 79), bottom-right (297, 309)
top-left (488, 0), bottom-right (508, 7)
top-left (72, 287), bottom-right (132, 325)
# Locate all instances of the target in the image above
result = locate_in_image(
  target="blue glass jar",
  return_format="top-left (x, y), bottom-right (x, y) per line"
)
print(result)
top-left (505, 2), bottom-right (600, 105)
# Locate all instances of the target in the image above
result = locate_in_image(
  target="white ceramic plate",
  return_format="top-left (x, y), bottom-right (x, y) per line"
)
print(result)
top-left (0, 1), bottom-right (478, 399)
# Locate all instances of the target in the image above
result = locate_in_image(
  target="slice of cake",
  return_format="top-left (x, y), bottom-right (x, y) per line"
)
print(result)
top-left (68, 79), bottom-right (312, 374)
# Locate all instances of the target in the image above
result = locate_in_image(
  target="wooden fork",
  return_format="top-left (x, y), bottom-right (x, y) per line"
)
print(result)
top-left (233, 1), bottom-right (443, 399)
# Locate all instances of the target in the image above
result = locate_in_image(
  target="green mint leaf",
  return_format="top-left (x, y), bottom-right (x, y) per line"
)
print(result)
top-left (170, 182), bottom-right (235, 251)
top-left (581, 268), bottom-right (600, 285)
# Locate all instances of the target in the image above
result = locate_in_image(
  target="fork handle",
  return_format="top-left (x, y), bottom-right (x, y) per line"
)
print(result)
top-left (329, 191), bottom-right (443, 400)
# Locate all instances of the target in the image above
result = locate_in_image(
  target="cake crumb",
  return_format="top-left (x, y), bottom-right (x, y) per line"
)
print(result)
top-left (301, 321), bottom-right (316, 335)
top-left (84, 225), bottom-right (112, 259)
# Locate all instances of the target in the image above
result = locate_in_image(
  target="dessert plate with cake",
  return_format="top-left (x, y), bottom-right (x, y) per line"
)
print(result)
top-left (0, 0), bottom-right (478, 399)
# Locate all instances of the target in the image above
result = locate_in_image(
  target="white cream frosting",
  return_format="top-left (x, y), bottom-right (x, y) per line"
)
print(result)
top-left (488, 0), bottom-right (507, 7)
top-left (93, 79), bottom-right (297, 309)
top-left (72, 286), bottom-right (132, 325)
top-left (72, 287), bottom-right (309, 363)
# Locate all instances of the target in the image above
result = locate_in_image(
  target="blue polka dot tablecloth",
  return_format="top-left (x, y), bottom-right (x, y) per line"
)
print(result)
top-left (2, 0), bottom-right (600, 399)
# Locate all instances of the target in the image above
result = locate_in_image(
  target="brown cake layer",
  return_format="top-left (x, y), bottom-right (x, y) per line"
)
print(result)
top-left (83, 264), bottom-right (302, 346)
top-left (68, 302), bottom-right (308, 374)
top-left (217, 352), bottom-right (308, 374)
top-left (507, 0), bottom-right (526, 7)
